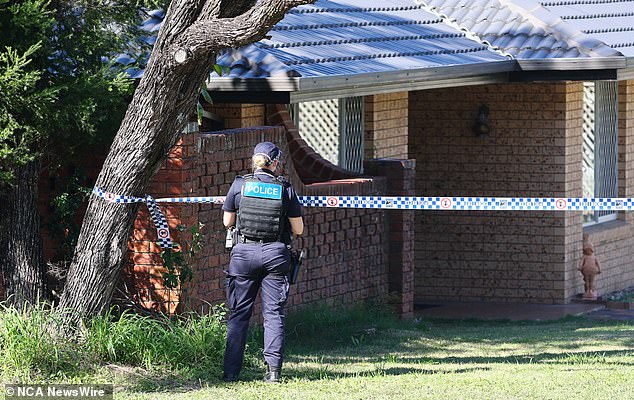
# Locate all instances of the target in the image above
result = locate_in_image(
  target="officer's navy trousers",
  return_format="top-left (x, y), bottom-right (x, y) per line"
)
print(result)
top-left (223, 242), bottom-right (291, 378)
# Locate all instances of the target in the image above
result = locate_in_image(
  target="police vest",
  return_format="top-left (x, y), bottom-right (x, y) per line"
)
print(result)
top-left (237, 174), bottom-right (286, 240)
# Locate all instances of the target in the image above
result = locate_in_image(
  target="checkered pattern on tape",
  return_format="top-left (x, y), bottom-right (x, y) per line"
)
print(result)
top-left (94, 187), bottom-right (634, 211)
top-left (299, 196), bottom-right (634, 210)
top-left (92, 187), bottom-right (144, 204)
top-left (145, 195), bottom-right (172, 249)
top-left (156, 196), bottom-right (226, 204)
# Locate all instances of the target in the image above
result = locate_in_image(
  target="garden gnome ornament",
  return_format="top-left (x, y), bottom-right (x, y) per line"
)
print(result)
top-left (578, 239), bottom-right (602, 299)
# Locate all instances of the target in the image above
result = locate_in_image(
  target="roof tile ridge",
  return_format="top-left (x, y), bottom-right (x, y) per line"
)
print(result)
top-left (414, 0), bottom-right (515, 59)
top-left (499, 0), bottom-right (623, 58)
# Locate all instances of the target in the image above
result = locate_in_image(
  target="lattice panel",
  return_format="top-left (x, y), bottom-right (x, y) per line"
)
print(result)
top-left (339, 96), bottom-right (364, 173)
top-left (297, 99), bottom-right (340, 165)
top-left (582, 82), bottom-right (595, 204)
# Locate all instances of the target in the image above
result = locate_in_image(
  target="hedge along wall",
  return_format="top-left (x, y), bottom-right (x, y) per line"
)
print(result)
top-left (123, 118), bottom-right (414, 317)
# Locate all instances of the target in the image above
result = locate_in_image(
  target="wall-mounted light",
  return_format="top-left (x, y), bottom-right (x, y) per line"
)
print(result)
top-left (473, 104), bottom-right (490, 138)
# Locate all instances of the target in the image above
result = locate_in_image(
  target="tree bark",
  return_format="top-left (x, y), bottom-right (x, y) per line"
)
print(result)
top-left (0, 160), bottom-right (46, 307)
top-left (58, 0), bottom-right (313, 324)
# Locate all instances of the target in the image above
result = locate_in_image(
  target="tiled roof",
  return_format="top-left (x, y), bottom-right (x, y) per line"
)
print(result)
top-left (418, 0), bottom-right (622, 59)
top-left (539, 0), bottom-right (634, 57)
top-left (210, 0), bottom-right (509, 79)
top-left (124, 0), bottom-right (632, 89)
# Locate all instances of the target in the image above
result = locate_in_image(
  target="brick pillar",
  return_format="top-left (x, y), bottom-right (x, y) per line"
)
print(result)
top-left (365, 158), bottom-right (415, 319)
top-left (364, 92), bottom-right (409, 159)
top-left (619, 80), bottom-right (634, 223)
top-left (561, 82), bottom-right (585, 302)
top-left (203, 103), bottom-right (265, 129)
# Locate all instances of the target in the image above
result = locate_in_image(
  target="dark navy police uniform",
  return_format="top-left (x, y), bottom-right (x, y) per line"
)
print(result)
top-left (222, 167), bottom-right (302, 381)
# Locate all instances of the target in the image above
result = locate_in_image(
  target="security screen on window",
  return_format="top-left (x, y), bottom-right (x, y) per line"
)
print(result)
top-left (582, 81), bottom-right (618, 225)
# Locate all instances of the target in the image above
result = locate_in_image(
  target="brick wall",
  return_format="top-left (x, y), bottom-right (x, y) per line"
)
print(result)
top-left (618, 80), bottom-right (634, 224)
top-left (0, 101), bottom-right (413, 314)
top-left (410, 82), bottom-right (584, 304)
top-left (364, 92), bottom-right (409, 159)
top-left (125, 122), bottom-right (407, 316)
top-left (187, 126), bottom-right (391, 314)
top-left (39, 148), bottom-right (109, 261)
top-left (123, 128), bottom-right (201, 313)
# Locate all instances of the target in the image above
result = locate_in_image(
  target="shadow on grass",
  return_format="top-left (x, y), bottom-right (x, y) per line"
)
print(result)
top-left (282, 366), bottom-right (493, 382)
top-left (391, 349), bottom-right (634, 366)
top-left (117, 312), bottom-right (634, 393)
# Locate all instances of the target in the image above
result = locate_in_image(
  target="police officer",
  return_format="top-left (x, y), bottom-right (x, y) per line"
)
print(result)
top-left (222, 141), bottom-right (304, 383)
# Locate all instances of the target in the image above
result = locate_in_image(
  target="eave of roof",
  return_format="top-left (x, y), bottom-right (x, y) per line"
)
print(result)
top-left (206, 59), bottom-right (516, 102)
top-left (206, 55), bottom-right (628, 101)
top-left (517, 56), bottom-right (626, 70)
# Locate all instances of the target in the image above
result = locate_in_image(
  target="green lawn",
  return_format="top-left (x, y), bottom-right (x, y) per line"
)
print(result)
top-left (110, 315), bottom-right (634, 400)
top-left (2, 305), bottom-right (633, 400)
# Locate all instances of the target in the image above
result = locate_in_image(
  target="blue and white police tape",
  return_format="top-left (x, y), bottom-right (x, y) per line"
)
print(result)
top-left (92, 186), bottom-right (634, 250)
top-left (93, 187), bottom-right (634, 211)
top-left (300, 196), bottom-right (634, 211)
top-left (93, 186), bottom-right (228, 249)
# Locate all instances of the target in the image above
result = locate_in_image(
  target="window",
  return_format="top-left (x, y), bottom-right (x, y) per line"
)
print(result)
top-left (289, 97), bottom-right (364, 173)
top-left (582, 81), bottom-right (618, 225)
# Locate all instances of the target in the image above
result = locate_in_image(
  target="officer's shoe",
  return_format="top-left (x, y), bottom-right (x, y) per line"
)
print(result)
top-left (263, 367), bottom-right (281, 384)
top-left (223, 374), bottom-right (239, 383)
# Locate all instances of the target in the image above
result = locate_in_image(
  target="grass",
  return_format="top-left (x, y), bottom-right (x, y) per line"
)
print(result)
top-left (2, 303), bottom-right (634, 399)
top-left (0, 302), bottom-right (244, 384)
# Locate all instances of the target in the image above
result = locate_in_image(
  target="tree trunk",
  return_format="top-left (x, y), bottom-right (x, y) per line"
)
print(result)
top-left (0, 159), bottom-right (46, 307)
top-left (58, 55), bottom-right (211, 322)
top-left (58, 0), bottom-right (313, 326)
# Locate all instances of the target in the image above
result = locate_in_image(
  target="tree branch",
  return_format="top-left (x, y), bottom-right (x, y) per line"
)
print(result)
top-left (171, 0), bottom-right (315, 65)
top-left (198, 0), bottom-right (222, 20)
top-left (156, 0), bottom-right (207, 49)
top-left (198, 0), bottom-right (258, 20)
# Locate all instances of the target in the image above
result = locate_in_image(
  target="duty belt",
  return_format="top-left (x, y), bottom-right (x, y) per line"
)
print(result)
top-left (238, 235), bottom-right (278, 244)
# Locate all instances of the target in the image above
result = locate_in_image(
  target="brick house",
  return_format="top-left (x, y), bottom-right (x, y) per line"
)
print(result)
top-left (3, 0), bottom-right (633, 314)
top-left (187, 0), bottom-right (634, 308)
